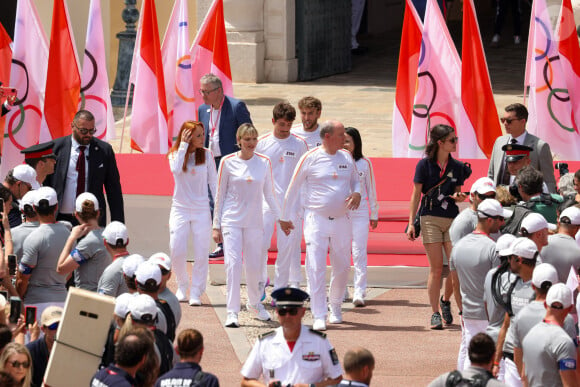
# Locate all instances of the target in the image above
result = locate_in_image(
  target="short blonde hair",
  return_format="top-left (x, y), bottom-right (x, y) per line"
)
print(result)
top-left (236, 123), bottom-right (258, 143)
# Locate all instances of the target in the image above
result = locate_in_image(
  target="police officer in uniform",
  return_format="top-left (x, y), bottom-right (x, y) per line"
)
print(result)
top-left (241, 287), bottom-right (343, 387)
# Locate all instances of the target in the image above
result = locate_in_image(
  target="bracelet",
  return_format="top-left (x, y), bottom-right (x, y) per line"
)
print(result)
top-left (4, 239), bottom-right (11, 242)
top-left (493, 361), bottom-right (500, 366)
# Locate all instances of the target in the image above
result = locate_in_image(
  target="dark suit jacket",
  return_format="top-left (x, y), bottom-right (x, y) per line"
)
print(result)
top-left (45, 136), bottom-right (124, 226)
top-left (198, 95), bottom-right (252, 156)
top-left (487, 132), bottom-right (557, 193)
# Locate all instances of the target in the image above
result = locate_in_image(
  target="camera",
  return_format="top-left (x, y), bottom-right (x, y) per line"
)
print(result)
top-left (555, 162), bottom-right (569, 177)
top-left (509, 183), bottom-right (523, 202)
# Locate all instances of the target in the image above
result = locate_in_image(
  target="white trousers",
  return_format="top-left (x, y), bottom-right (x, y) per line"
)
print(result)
top-left (457, 317), bottom-right (488, 370)
top-left (304, 210), bottom-right (352, 320)
top-left (223, 226), bottom-right (263, 313)
top-left (169, 206), bottom-right (211, 298)
top-left (262, 209), bottom-right (303, 291)
top-left (351, 213), bottom-right (370, 298)
top-left (503, 357), bottom-right (522, 387)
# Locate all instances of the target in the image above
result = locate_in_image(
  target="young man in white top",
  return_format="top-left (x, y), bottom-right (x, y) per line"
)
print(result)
top-left (291, 96), bottom-right (322, 150)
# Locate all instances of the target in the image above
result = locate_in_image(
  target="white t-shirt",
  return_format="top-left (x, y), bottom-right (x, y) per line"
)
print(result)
top-left (291, 123), bottom-right (321, 150)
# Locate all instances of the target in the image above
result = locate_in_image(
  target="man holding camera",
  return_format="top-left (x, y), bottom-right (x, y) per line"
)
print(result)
top-left (241, 287), bottom-right (343, 387)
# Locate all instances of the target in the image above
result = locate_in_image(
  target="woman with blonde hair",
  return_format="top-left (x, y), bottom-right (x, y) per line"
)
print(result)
top-left (56, 192), bottom-right (111, 291)
top-left (0, 342), bottom-right (32, 387)
top-left (167, 120), bottom-right (217, 306)
top-left (213, 123), bottom-right (280, 328)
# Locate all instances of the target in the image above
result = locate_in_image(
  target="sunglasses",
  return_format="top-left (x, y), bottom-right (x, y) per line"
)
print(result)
top-left (477, 193), bottom-right (496, 200)
top-left (277, 307), bottom-right (299, 316)
top-left (73, 123), bottom-right (97, 135)
top-left (500, 117), bottom-right (520, 124)
top-left (9, 361), bottom-right (30, 369)
top-left (445, 136), bottom-right (459, 144)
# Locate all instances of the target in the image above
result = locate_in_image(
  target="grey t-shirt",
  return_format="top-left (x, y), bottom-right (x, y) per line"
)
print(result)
top-left (21, 223), bottom-right (70, 305)
top-left (97, 254), bottom-right (129, 297)
top-left (159, 287), bottom-right (181, 326)
top-left (484, 268), bottom-right (516, 342)
top-left (71, 229), bottom-right (112, 292)
top-left (450, 208), bottom-right (478, 245)
top-left (541, 234), bottom-right (580, 283)
top-left (503, 278), bottom-right (535, 354)
top-left (428, 366), bottom-right (507, 387)
top-left (11, 221), bottom-right (39, 263)
top-left (512, 301), bottom-right (577, 349)
top-left (522, 322), bottom-right (577, 387)
top-left (450, 233), bottom-right (499, 320)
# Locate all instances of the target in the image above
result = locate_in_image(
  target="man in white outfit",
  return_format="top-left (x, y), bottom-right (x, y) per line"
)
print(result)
top-left (280, 120), bottom-right (361, 331)
top-left (257, 102), bottom-right (308, 295)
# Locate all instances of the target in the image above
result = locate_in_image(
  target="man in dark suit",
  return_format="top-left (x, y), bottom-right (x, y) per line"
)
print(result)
top-left (198, 73), bottom-right (252, 258)
top-left (45, 110), bottom-right (124, 226)
top-left (488, 103), bottom-right (556, 193)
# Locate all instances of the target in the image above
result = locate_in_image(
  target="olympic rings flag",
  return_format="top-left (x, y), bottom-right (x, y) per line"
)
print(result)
top-left (525, 0), bottom-right (580, 159)
top-left (1, 0), bottom-right (49, 179)
top-left (391, 0), bottom-right (422, 158)
top-left (161, 0), bottom-right (195, 142)
top-left (0, 22), bottom-right (12, 156)
top-left (129, 0), bottom-right (170, 154)
top-left (190, 0), bottom-right (234, 106)
top-left (80, 0), bottom-right (115, 141)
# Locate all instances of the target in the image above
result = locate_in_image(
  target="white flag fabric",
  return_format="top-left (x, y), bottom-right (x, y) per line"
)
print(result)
top-left (80, 0), bottom-right (115, 141)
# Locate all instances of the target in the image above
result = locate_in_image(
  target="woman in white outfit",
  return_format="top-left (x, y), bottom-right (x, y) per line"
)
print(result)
top-left (213, 123), bottom-right (281, 328)
top-left (343, 127), bottom-right (378, 306)
top-left (168, 121), bottom-right (217, 306)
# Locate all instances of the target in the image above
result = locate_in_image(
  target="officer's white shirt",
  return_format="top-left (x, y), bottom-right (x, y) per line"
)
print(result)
top-left (241, 325), bottom-right (342, 385)
top-left (282, 148), bottom-right (361, 220)
top-left (291, 123), bottom-right (321, 150)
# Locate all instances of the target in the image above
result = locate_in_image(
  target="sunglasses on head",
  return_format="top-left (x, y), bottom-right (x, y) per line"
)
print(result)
top-left (9, 361), bottom-right (30, 369)
top-left (277, 307), bottom-right (299, 316)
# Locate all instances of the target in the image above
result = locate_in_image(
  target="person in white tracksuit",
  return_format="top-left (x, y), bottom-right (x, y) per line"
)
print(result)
top-left (168, 121), bottom-right (217, 306)
top-left (257, 102), bottom-right (308, 295)
top-left (343, 127), bottom-right (378, 307)
top-left (280, 120), bottom-right (361, 332)
top-left (212, 123), bottom-right (282, 328)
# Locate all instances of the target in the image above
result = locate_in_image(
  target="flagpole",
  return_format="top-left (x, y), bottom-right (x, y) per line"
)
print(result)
top-left (119, 83), bottom-right (131, 153)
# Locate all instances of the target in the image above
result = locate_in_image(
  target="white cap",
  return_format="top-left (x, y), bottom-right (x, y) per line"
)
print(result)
top-left (114, 293), bottom-right (135, 318)
top-left (103, 221), bottom-right (128, 245)
top-left (122, 254), bottom-right (145, 278)
top-left (149, 252), bottom-right (171, 271)
top-left (135, 261), bottom-right (161, 286)
top-left (496, 234), bottom-right (517, 256)
top-left (532, 263), bottom-right (558, 288)
top-left (75, 192), bottom-right (99, 212)
top-left (477, 199), bottom-right (513, 219)
top-left (19, 190), bottom-right (36, 211)
top-left (560, 206), bottom-right (580, 226)
top-left (130, 294), bottom-right (158, 324)
top-left (12, 164), bottom-right (40, 190)
top-left (546, 283), bottom-right (573, 309)
top-left (34, 186), bottom-right (58, 206)
top-left (470, 177), bottom-right (496, 194)
top-left (521, 213), bottom-right (557, 234)
top-left (500, 237), bottom-right (538, 260)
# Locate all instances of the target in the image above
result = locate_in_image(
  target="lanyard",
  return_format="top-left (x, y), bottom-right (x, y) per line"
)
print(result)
top-left (210, 98), bottom-right (224, 137)
top-left (437, 159), bottom-right (448, 178)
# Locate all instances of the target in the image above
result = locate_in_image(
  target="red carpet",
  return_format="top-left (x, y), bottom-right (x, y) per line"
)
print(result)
top-left (117, 155), bottom-right (580, 267)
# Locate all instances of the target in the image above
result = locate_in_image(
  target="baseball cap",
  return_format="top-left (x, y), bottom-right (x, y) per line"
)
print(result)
top-left (34, 186), bottom-right (58, 206)
top-left (500, 237), bottom-right (538, 260)
top-left (41, 306), bottom-right (63, 327)
top-left (470, 177), bottom-right (496, 195)
top-left (135, 261), bottom-right (161, 286)
top-left (560, 206), bottom-right (580, 226)
top-left (477, 199), bottom-right (513, 219)
top-left (546, 283), bottom-right (573, 309)
top-left (103, 221), bottom-right (129, 245)
top-left (496, 234), bottom-right (517, 256)
top-left (19, 190), bottom-right (36, 211)
top-left (122, 254), bottom-right (145, 278)
top-left (520, 213), bottom-right (556, 234)
top-left (130, 294), bottom-right (158, 324)
top-left (149, 252), bottom-right (171, 271)
top-left (532, 263), bottom-right (558, 288)
top-left (114, 293), bottom-right (135, 319)
top-left (12, 164), bottom-right (40, 190)
top-left (75, 192), bottom-right (99, 212)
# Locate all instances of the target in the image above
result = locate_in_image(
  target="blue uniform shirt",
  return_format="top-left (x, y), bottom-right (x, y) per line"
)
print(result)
top-left (155, 362), bottom-right (220, 387)
top-left (91, 364), bottom-right (136, 387)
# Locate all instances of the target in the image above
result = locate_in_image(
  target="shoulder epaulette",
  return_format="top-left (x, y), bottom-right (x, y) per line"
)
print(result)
top-left (309, 329), bottom-right (327, 338)
top-left (259, 330), bottom-right (276, 340)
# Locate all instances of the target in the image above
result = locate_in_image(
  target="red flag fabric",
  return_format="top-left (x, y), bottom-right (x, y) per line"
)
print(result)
top-left (44, 0), bottom-right (81, 140)
top-left (461, 0), bottom-right (501, 158)
top-left (557, 0), bottom-right (580, 134)
top-left (0, 22), bottom-right (12, 155)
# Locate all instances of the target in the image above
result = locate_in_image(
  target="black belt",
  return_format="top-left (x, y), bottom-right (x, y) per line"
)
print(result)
top-left (502, 351), bottom-right (514, 361)
top-left (328, 217), bottom-right (335, 220)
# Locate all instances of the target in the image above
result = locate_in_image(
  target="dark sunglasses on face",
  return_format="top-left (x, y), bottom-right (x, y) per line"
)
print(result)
top-left (500, 117), bottom-right (520, 124)
top-left (477, 193), bottom-right (496, 200)
top-left (9, 361), bottom-right (30, 369)
top-left (277, 307), bottom-right (299, 316)
top-left (73, 123), bottom-right (97, 135)
top-left (446, 136), bottom-right (459, 144)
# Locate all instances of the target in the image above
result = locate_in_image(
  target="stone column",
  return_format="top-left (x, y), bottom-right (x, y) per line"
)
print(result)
top-left (264, 0), bottom-right (297, 82)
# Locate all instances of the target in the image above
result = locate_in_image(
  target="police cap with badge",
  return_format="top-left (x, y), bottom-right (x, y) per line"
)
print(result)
top-left (501, 143), bottom-right (533, 162)
top-left (271, 287), bottom-right (309, 308)
top-left (20, 141), bottom-right (56, 161)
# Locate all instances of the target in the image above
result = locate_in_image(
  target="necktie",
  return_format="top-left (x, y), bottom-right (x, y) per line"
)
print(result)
top-left (511, 138), bottom-right (517, 144)
top-left (76, 146), bottom-right (86, 197)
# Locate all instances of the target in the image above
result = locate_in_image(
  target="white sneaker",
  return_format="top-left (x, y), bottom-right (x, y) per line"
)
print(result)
top-left (188, 296), bottom-right (201, 306)
top-left (312, 319), bottom-right (327, 331)
top-left (225, 312), bottom-right (239, 328)
top-left (514, 35), bottom-right (521, 45)
top-left (353, 296), bottom-right (365, 307)
top-left (175, 287), bottom-right (187, 302)
top-left (328, 304), bottom-right (343, 324)
top-left (247, 303), bottom-right (271, 321)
